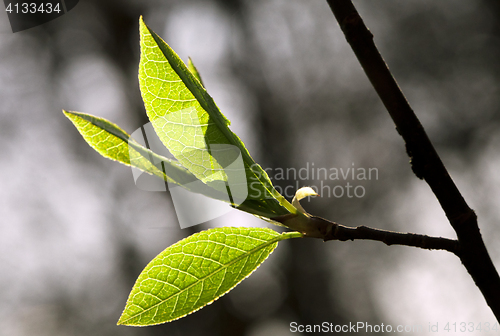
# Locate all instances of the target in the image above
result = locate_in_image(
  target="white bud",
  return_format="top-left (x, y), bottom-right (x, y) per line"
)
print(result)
top-left (292, 187), bottom-right (319, 215)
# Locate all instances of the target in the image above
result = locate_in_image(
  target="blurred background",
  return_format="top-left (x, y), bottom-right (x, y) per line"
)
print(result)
top-left (1, 0), bottom-right (500, 335)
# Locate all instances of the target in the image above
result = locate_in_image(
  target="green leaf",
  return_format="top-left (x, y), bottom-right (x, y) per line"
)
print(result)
top-left (117, 227), bottom-right (302, 326)
top-left (63, 110), bottom-right (199, 189)
top-left (63, 111), bottom-right (277, 205)
top-left (138, 17), bottom-right (296, 217)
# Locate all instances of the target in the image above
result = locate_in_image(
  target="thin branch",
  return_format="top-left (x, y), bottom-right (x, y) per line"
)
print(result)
top-left (314, 216), bottom-right (460, 255)
top-left (330, 225), bottom-right (460, 254)
top-left (325, 0), bottom-right (500, 321)
top-left (275, 215), bottom-right (460, 255)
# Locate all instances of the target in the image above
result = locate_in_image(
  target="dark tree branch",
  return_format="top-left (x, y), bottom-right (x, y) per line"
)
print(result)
top-left (312, 216), bottom-right (461, 255)
top-left (276, 215), bottom-right (460, 254)
top-left (328, 224), bottom-right (460, 254)
top-left (325, 0), bottom-right (500, 321)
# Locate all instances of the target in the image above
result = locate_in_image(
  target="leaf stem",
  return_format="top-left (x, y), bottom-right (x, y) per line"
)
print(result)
top-left (280, 231), bottom-right (304, 240)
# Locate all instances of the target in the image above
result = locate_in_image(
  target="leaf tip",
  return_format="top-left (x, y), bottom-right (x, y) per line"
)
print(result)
top-left (187, 57), bottom-right (204, 86)
top-left (139, 16), bottom-right (149, 34)
top-left (117, 312), bottom-right (134, 326)
top-left (62, 110), bottom-right (76, 122)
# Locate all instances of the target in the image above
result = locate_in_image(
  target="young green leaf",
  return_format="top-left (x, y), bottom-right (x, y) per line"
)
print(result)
top-left (63, 110), bottom-right (199, 189)
top-left (138, 17), bottom-right (296, 217)
top-left (62, 111), bottom-right (293, 217)
top-left (117, 227), bottom-right (302, 326)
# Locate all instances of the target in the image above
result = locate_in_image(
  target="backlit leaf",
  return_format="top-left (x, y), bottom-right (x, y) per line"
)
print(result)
top-left (138, 17), bottom-right (296, 217)
top-left (117, 227), bottom-right (302, 326)
top-left (63, 110), bottom-right (198, 188)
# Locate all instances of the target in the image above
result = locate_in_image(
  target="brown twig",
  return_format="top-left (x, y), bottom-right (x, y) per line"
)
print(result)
top-left (316, 217), bottom-right (460, 255)
top-left (275, 215), bottom-right (460, 254)
top-left (325, 0), bottom-right (500, 321)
